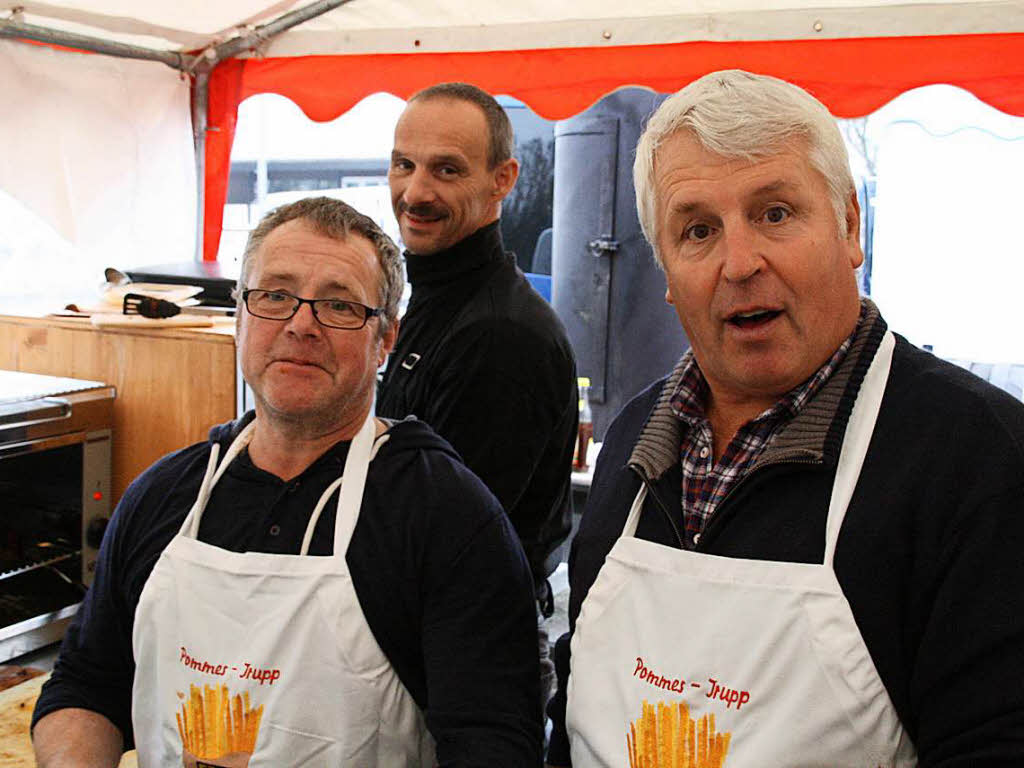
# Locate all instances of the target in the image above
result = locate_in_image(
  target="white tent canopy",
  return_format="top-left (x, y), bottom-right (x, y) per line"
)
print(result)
top-left (10, 0), bottom-right (1024, 54)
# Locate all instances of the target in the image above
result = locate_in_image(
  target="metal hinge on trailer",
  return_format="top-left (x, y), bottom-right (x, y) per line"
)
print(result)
top-left (587, 237), bottom-right (620, 258)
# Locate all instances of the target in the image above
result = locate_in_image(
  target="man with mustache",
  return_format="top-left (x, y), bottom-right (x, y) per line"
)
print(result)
top-left (32, 197), bottom-right (543, 767)
top-left (378, 83), bottom-right (579, 717)
top-left (546, 71), bottom-right (1024, 766)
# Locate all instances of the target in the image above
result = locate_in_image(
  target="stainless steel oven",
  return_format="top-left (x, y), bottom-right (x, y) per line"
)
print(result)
top-left (0, 369), bottom-right (115, 661)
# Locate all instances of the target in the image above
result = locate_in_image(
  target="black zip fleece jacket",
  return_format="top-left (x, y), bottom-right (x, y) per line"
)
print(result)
top-left (377, 222), bottom-right (578, 588)
top-left (547, 303), bottom-right (1024, 766)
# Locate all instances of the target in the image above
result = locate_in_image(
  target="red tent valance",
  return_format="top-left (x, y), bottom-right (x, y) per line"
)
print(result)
top-left (204, 32), bottom-right (1024, 260)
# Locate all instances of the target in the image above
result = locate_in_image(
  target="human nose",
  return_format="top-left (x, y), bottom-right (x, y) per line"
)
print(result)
top-left (283, 300), bottom-right (322, 336)
top-left (719, 222), bottom-right (765, 283)
top-left (401, 167), bottom-right (435, 206)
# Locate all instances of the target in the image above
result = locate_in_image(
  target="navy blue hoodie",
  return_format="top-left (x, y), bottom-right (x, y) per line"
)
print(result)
top-left (34, 415), bottom-right (543, 767)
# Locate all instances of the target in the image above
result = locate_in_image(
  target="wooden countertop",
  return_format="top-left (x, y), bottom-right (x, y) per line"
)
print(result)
top-left (0, 673), bottom-right (137, 767)
top-left (0, 313), bottom-right (235, 341)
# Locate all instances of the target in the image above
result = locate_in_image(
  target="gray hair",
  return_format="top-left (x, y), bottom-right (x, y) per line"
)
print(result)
top-left (236, 196), bottom-right (404, 336)
top-left (634, 69), bottom-right (855, 266)
top-left (410, 82), bottom-right (515, 168)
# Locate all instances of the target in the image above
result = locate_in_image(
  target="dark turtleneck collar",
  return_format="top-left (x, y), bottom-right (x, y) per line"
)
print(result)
top-left (403, 220), bottom-right (505, 288)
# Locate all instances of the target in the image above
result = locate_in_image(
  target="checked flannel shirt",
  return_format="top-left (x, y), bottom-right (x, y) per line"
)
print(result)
top-left (669, 312), bottom-right (862, 549)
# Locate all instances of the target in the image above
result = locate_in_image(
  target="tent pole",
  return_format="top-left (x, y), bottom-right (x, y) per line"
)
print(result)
top-left (0, 0), bottom-right (352, 71)
top-left (192, 0), bottom-right (354, 262)
top-left (0, 19), bottom-right (192, 71)
top-left (213, 0), bottom-right (354, 60)
top-left (192, 67), bottom-right (211, 262)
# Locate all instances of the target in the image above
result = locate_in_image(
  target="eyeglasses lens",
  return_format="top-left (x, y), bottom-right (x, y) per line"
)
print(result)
top-left (247, 290), bottom-right (296, 319)
top-left (246, 291), bottom-right (367, 329)
top-left (317, 301), bottom-right (367, 329)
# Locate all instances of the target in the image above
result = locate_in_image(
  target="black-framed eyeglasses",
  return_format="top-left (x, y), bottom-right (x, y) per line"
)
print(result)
top-left (241, 289), bottom-right (383, 330)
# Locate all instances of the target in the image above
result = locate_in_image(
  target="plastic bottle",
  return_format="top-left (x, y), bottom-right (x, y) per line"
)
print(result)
top-left (574, 376), bottom-right (594, 471)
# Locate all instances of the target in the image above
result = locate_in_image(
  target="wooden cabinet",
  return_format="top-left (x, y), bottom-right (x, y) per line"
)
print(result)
top-left (0, 315), bottom-right (237, 504)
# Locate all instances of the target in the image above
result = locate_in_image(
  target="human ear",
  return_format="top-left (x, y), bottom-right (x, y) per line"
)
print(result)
top-left (377, 317), bottom-right (399, 367)
top-left (844, 191), bottom-right (865, 269)
top-left (492, 157), bottom-right (520, 202)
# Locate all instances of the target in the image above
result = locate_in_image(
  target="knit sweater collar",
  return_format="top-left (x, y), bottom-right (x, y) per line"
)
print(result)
top-left (403, 220), bottom-right (504, 289)
top-left (629, 298), bottom-right (888, 481)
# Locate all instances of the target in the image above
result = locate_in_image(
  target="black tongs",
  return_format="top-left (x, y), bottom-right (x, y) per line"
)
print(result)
top-left (122, 293), bottom-right (234, 319)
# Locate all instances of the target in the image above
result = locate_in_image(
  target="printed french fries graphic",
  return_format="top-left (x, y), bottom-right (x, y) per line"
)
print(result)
top-left (176, 683), bottom-right (263, 766)
top-left (627, 699), bottom-right (731, 768)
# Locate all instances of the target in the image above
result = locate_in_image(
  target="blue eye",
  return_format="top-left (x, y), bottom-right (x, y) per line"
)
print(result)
top-left (763, 206), bottom-right (789, 224)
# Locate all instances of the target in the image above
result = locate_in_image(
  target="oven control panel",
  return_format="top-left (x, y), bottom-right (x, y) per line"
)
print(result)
top-left (81, 430), bottom-right (112, 586)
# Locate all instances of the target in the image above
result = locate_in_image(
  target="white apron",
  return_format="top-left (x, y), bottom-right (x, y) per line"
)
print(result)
top-left (131, 415), bottom-right (434, 767)
top-left (567, 332), bottom-right (918, 768)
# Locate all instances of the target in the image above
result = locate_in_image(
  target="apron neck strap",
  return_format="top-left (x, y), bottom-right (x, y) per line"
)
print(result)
top-left (823, 330), bottom-right (895, 567)
top-left (622, 483), bottom-right (647, 538)
top-left (180, 420), bottom-right (258, 539)
top-left (297, 413), bottom-right (376, 557)
top-left (179, 414), bottom-right (377, 558)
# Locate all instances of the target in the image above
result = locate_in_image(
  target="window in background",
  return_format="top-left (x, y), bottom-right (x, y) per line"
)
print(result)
top-left (498, 99), bottom-right (555, 276)
top-left (839, 85), bottom-right (1024, 400)
top-left (220, 92), bottom-right (556, 283)
top-left (219, 92), bottom-right (406, 272)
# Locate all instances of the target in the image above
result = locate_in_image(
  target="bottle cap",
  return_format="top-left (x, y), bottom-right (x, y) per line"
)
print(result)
top-left (578, 376), bottom-right (591, 387)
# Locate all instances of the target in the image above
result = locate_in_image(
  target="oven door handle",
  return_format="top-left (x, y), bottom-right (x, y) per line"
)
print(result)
top-left (0, 398), bottom-right (72, 431)
top-left (0, 429), bottom-right (85, 458)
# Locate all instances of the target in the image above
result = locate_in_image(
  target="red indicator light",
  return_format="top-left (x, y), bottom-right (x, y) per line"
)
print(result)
top-left (93, 491), bottom-right (103, 501)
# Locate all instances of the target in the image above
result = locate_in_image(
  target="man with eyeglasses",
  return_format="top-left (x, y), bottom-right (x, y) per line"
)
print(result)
top-left (32, 197), bottom-right (544, 767)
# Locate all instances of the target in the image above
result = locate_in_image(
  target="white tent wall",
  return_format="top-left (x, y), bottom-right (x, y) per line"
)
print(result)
top-left (0, 40), bottom-right (196, 289)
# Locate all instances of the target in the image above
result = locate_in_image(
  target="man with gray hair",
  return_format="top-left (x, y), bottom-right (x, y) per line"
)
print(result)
top-left (33, 197), bottom-right (544, 766)
top-left (546, 71), bottom-right (1024, 766)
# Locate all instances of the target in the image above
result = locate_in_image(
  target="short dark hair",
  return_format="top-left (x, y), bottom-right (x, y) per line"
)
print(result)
top-left (409, 82), bottom-right (514, 168)
top-left (236, 197), bottom-right (404, 336)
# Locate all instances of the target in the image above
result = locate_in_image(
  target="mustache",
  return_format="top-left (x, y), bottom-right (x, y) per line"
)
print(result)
top-left (397, 201), bottom-right (447, 219)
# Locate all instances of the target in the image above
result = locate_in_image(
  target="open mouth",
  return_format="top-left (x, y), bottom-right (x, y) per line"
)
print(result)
top-left (727, 309), bottom-right (782, 329)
